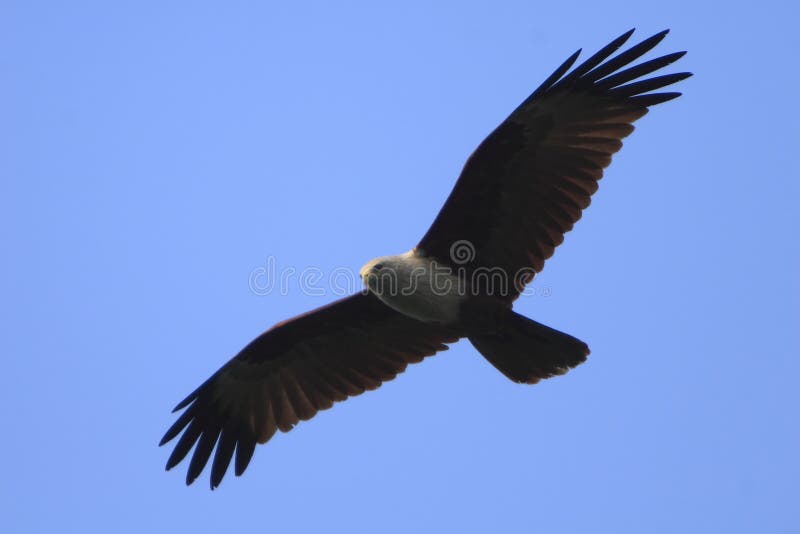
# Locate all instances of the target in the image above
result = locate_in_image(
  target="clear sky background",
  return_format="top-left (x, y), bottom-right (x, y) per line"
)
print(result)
top-left (3, 1), bottom-right (798, 533)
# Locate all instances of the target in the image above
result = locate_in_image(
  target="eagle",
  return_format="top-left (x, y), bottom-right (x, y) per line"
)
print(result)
top-left (160, 29), bottom-right (690, 488)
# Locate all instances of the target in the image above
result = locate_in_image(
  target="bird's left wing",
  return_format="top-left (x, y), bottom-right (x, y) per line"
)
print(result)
top-left (160, 292), bottom-right (459, 488)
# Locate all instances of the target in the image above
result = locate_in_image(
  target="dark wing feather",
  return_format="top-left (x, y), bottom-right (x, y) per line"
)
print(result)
top-left (160, 293), bottom-right (459, 488)
top-left (416, 29), bottom-right (691, 300)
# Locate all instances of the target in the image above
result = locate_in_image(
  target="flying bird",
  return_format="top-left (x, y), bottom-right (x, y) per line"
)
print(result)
top-left (161, 29), bottom-right (691, 488)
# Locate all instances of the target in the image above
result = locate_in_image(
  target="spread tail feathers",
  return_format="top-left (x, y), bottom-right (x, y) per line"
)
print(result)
top-left (468, 311), bottom-right (589, 384)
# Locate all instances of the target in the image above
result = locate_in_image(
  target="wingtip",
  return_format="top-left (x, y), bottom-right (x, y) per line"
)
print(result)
top-left (234, 440), bottom-right (256, 477)
top-left (172, 398), bottom-right (191, 413)
top-left (631, 91), bottom-right (683, 106)
top-left (172, 382), bottom-right (206, 412)
top-left (623, 29), bottom-right (669, 54)
top-left (210, 470), bottom-right (225, 490)
top-left (647, 28), bottom-right (670, 41)
top-left (234, 462), bottom-right (246, 477)
top-left (647, 28), bottom-right (670, 44)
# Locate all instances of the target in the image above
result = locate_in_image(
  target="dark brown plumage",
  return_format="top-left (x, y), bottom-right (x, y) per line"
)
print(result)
top-left (418, 29), bottom-right (690, 299)
top-left (161, 293), bottom-right (459, 487)
top-left (161, 29), bottom-right (690, 488)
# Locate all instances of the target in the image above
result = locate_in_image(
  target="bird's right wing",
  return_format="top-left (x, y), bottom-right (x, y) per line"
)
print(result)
top-left (416, 29), bottom-right (691, 300)
top-left (160, 292), bottom-right (459, 488)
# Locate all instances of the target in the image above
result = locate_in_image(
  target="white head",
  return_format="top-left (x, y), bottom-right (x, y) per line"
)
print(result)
top-left (358, 250), bottom-right (464, 324)
top-left (359, 254), bottom-right (407, 295)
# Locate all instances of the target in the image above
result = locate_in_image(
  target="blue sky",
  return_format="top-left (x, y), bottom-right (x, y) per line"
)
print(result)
top-left (3, 1), bottom-right (798, 532)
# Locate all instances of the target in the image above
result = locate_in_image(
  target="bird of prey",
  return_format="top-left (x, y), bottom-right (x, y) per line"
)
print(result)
top-left (161, 28), bottom-right (690, 488)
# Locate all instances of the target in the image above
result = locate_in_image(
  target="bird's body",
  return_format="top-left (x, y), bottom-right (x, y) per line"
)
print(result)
top-left (161, 29), bottom-right (691, 488)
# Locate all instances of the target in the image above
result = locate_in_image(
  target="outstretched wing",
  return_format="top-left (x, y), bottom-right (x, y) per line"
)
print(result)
top-left (160, 293), bottom-right (459, 488)
top-left (416, 29), bottom-right (691, 300)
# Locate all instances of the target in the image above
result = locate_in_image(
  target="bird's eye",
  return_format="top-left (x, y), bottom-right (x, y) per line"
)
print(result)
top-left (374, 263), bottom-right (384, 271)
